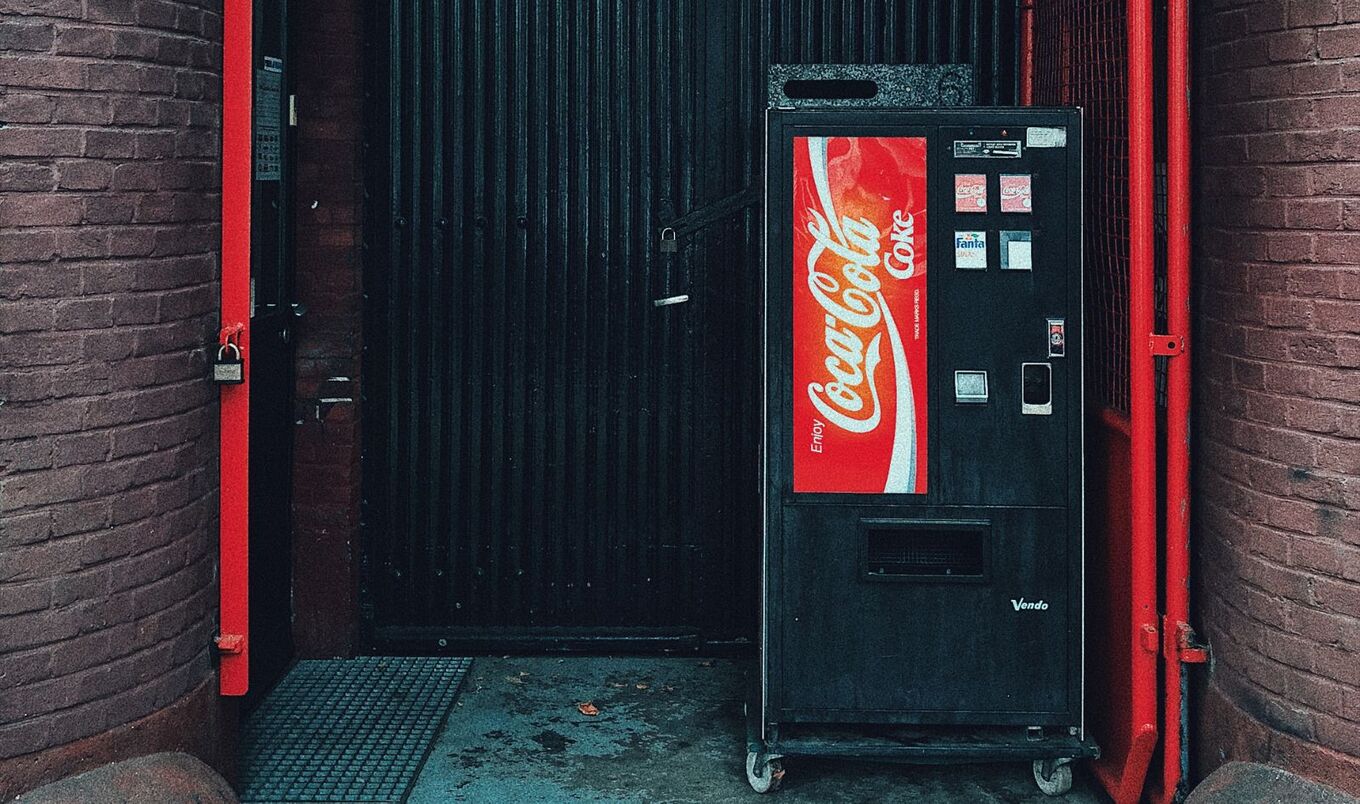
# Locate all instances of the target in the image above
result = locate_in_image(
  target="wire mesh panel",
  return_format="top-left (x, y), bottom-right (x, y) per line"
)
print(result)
top-left (1034, 5), bottom-right (1170, 802)
top-left (1034, 1), bottom-right (1130, 414)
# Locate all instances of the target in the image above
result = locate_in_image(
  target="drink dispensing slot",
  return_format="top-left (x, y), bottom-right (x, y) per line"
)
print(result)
top-left (861, 520), bottom-right (989, 581)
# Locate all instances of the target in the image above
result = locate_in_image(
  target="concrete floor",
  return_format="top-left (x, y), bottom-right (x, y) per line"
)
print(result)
top-left (408, 657), bottom-right (1106, 803)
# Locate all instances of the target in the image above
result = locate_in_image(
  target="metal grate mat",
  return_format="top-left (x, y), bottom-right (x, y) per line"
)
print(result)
top-left (239, 656), bottom-right (472, 803)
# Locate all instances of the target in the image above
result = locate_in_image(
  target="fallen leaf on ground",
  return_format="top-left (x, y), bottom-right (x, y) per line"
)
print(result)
top-left (577, 702), bottom-right (600, 716)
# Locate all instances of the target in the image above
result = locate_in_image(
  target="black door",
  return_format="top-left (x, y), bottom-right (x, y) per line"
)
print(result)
top-left (363, 1), bottom-right (1022, 649)
top-left (247, 0), bottom-right (296, 704)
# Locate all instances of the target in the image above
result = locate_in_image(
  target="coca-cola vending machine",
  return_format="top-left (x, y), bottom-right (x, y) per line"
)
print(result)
top-left (752, 106), bottom-right (1093, 795)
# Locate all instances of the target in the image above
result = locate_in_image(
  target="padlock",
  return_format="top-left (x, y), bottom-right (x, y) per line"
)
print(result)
top-left (659, 227), bottom-right (678, 254)
top-left (213, 342), bottom-right (245, 384)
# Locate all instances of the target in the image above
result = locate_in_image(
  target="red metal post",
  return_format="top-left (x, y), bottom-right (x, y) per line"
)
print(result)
top-left (1160, 0), bottom-right (1195, 799)
top-left (1019, 0), bottom-right (1035, 105)
top-left (1122, 0), bottom-right (1160, 801)
top-left (217, 0), bottom-right (252, 696)
top-left (1080, 1), bottom-right (1162, 801)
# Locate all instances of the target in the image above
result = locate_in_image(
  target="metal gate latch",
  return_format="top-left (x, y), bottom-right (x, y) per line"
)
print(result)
top-left (1167, 620), bottom-right (1209, 664)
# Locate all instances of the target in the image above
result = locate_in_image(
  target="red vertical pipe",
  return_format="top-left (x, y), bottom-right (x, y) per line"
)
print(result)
top-left (1122, 0), bottom-right (1160, 800)
top-left (218, 0), bottom-right (252, 696)
top-left (1161, 0), bottom-right (1193, 798)
top-left (1019, 0), bottom-right (1035, 105)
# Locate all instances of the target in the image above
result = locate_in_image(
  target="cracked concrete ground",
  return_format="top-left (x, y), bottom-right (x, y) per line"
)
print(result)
top-left (408, 657), bottom-right (1105, 803)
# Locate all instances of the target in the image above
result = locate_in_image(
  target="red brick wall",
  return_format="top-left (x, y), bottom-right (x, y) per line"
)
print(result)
top-left (1195, 0), bottom-right (1360, 795)
top-left (0, 0), bottom-right (229, 796)
top-left (288, 0), bottom-right (364, 657)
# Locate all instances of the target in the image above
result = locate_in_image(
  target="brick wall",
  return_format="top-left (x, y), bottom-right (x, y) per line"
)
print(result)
top-left (288, 0), bottom-right (364, 657)
top-left (0, 0), bottom-right (229, 795)
top-left (1195, 0), bottom-right (1360, 795)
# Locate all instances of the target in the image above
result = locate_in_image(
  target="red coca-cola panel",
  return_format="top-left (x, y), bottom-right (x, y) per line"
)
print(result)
top-left (792, 136), bottom-right (929, 494)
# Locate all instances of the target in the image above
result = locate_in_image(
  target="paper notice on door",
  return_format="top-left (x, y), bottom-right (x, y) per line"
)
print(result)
top-left (1000, 230), bottom-right (1033, 271)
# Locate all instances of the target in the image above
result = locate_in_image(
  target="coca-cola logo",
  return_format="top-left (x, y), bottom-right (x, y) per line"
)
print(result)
top-left (804, 205), bottom-right (918, 435)
top-left (955, 174), bottom-right (987, 212)
top-left (999, 175), bottom-right (1033, 212)
top-left (792, 135), bottom-right (927, 495)
top-left (884, 210), bottom-right (919, 279)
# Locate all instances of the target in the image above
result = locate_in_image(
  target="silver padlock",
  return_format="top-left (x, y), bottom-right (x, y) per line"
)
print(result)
top-left (659, 227), bottom-right (678, 254)
top-left (213, 342), bottom-right (244, 385)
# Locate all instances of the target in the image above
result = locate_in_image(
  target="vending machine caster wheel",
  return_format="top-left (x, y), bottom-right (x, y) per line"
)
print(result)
top-left (746, 752), bottom-right (785, 793)
top-left (1032, 759), bottom-right (1073, 796)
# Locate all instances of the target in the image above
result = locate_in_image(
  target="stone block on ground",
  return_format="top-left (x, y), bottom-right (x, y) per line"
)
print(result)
top-left (14, 752), bottom-right (237, 804)
top-left (1187, 762), bottom-right (1358, 804)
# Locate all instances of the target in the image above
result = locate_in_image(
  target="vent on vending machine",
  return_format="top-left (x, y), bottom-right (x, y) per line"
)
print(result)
top-left (861, 521), bottom-right (988, 581)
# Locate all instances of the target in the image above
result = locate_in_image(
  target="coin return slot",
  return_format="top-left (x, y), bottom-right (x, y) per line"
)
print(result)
top-left (1022, 362), bottom-right (1052, 415)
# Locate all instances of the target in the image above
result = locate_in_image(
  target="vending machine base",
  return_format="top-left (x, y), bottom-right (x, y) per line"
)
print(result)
top-left (743, 685), bottom-right (1099, 794)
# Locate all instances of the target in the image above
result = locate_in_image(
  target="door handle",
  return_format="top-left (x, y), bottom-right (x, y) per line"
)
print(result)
top-left (653, 294), bottom-right (690, 307)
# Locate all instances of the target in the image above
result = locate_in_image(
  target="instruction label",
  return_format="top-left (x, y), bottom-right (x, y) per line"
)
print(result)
top-left (254, 57), bottom-right (283, 181)
top-left (1026, 127), bottom-right (1068, 148)
top-left (953, 140), bottom-right (1021, 159)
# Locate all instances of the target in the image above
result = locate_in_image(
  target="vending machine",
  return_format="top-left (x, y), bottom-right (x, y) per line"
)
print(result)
top-left (752, 107), bottom-right (1094, 795)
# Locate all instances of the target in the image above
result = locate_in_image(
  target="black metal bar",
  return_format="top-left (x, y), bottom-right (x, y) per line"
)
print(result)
top-left (768, 731), bottom-right (1099, 763)
top-left (371, 625), bottom-right (754, 656)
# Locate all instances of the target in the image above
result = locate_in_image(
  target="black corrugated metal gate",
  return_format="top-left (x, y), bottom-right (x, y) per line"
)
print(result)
top-left (363, 0), bottom-right (1020, 649)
